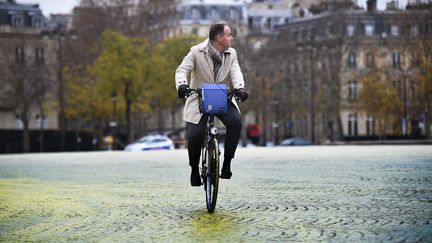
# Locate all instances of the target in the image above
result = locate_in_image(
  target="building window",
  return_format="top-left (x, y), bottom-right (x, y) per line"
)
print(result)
top-left (348, 114), bottom-right (358, 136)
top-left (366, 116), bottom-right (375, 136)
top-left (364, 22), bottom-right (375, 36)
top-left (348, 51), bottom-right (357, 68)
top-left (35, 114), bottom-right (47, 129)
top-left (366, 52), bottom-right (375, 68)
top-left (390, 25), bottom-right (399, 36)
top-left (229, 8), bottom-right (239, 20)
top-left (208, 8), bottom-right (218, 20)
top-left (248, 17), bottom-right (261, 29)
top-left (191, 28), bottom-right (198, 35)
top-left (346, 24), bottom-right (355, 36)
top-left (392, 52), bottom-right (401, 68)
top-left (12, 16), bottom-right (24, 27)
top-left (35, 47), bottom-right (44, 64)
top-left (191, 7), bottom-right (200, 19)
top-left (33, 18), bottom-right (42, 28)
top-left (264, 18), bottom-right (272, 30)
top-left (15, 46), bottom-right (25, 63)
top-left (410, 24), bottom-right (419, 36)
top-left (16, 117), bottom-right (23, 129)
top-left (348, 81), bottom-right (358, 101)
top-left (411, 52), bottom-right (421, 66)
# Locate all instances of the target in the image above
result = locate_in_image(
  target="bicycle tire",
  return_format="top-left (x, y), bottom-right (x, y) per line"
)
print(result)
top-left (205, 138), bottom-right (219, 213)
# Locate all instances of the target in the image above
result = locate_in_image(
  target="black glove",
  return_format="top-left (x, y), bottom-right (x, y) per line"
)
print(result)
top-left (237, 88), bottom-right (248, 102)
top-left (177, 85), bottom-right (189, 98)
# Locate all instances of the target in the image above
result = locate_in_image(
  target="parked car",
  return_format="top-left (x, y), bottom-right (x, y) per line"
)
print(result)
top-left (280, 137), bottom-right (313, 146)
top-left (124, 135), bottom-right (174, 151)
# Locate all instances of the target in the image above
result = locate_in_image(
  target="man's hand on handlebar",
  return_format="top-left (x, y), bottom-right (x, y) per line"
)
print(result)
top-left (235, 88), bottom-right (248, 102)
top-left (177, 85), bottom-right (189, 99)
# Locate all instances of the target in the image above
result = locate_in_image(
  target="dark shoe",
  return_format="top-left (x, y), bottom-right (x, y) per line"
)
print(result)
top-left (190, 169), bottom-right (201, 186)
top-left (220, 165), bottom-right (232, 179)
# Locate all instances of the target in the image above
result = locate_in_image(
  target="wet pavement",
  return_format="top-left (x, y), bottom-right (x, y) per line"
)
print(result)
top-left (0, 145), bottom-right (431, 242)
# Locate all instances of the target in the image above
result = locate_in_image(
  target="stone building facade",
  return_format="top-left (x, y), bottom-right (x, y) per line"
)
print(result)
top-left (273, 2), bottom-right (431, 142)
top-left (178, 0), bottom-right (248, 37)
top-left (0, 0), bottom-right (59, 130)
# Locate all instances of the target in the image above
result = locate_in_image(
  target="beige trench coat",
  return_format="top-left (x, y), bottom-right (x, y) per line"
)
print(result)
top-left (175, 39), bottom-right (245, 124)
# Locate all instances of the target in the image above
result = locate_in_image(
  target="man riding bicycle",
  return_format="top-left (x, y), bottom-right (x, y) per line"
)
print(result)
top-left (175, 23), bottom-right (248, 187)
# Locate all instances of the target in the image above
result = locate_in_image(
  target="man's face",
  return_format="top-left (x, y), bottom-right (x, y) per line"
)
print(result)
top-left (217, 26), bottom-right (233, 50)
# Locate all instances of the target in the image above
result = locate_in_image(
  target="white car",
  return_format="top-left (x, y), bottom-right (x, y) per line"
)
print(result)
top-left (280, 138), bottom-right (313, 146)
top-left (124, 135), bottom-right (174, 151)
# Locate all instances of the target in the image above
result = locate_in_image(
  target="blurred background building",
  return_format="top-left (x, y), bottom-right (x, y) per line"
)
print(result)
top-left (178, 0), bottom-right (248, 37)
top-left (271, 0), bottom-right (431, 143)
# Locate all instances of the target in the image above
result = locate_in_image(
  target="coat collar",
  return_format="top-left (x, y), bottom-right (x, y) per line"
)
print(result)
top-left (198, 39), bottom-right (232, 55)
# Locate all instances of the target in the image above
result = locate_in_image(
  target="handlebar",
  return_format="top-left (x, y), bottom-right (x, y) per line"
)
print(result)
top-left (185, 88), bottom-right (242, 102)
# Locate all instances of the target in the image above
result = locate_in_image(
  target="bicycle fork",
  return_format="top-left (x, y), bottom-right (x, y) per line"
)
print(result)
top-left (201, 116), bottom-right (220, 188)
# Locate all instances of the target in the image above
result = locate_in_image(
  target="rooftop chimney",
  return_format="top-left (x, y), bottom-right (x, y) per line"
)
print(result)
top-left (367, 0), bottom-right (377, 11)
top-left (386, 0), bottom-right (397, 10)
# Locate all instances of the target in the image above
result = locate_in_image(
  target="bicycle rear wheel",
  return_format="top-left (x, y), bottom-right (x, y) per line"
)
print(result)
top-left (205, 138), bottom-right (220, 213)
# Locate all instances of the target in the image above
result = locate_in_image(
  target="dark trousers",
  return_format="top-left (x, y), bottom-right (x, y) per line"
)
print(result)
top-left (187, 102), bottom-right (242, 168)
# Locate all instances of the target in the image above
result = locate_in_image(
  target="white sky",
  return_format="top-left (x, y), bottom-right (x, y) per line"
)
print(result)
top-left (22, 0), bottom-right (80, 16)
top-left (24, 0), bottom-right (409, 16)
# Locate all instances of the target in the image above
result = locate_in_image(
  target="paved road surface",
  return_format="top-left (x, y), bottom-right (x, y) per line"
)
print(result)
top-left (0, 146), bottom-right (431, 242)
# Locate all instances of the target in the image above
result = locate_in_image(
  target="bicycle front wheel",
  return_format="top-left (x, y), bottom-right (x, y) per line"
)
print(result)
top-left (205, 138), bottom-right (220, 213)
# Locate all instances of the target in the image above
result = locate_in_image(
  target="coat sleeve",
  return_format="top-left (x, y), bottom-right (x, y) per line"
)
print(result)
top-left (229, 49), bottom-right (245, 90)
top-left (175, 48), bottom-right (195, 90)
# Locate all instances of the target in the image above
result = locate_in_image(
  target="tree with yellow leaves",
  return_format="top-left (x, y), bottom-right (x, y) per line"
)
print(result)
top-left (359, 71), bottom-right (402, 139)
top-left (149, 34), bottom-right (203, 132)
top-left (90, 31), bottom-right (150, 143)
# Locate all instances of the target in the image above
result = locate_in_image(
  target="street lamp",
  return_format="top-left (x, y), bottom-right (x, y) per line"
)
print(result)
top-left (273, 97), bottom-right (280, 145)
top-left (57, 33), bottom-right (65, 151)
top-left (307, 34), bottom-right (316, 144)
top-left (110, 90), bottom-right (118, 127)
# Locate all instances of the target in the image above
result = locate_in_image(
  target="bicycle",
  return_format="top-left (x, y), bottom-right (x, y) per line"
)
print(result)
top-left (186, 86), bottom-right (240, 213)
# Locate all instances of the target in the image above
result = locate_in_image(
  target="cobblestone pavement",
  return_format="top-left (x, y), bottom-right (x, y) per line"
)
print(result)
top-left (0, 146), bottom-right (431, 242)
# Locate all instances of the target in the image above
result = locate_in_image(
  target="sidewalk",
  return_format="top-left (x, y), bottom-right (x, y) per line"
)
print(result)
top-left (328, 139), bottom-right (432, 145)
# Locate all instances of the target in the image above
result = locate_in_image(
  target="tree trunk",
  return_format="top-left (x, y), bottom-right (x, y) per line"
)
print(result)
top-left (23, 120), bottom-right (30, 153)
top-left (378, 119), bottom-right (384, 141)
top-left (261, 109), bottom-right (268, 146)
top-left (157, 107), bottom-right (164, 133)
top-left (124, 80), bottom-right (133, 143)
top-left (39, 124), bottom-right (44, 152)
top-left (425, 97), bottom-right (431, 138)
top-left (171, 107), bottom-right (176, 132)
top-left (335, 113), bottom-right (343, 141)
top-left (39, 106), bottom-right (45, 152)
top-left (425, 111), bottom-right (431, 139)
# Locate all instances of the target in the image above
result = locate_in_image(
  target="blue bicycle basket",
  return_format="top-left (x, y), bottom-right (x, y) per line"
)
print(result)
top-left (199, 83), bottom-right (228, 114)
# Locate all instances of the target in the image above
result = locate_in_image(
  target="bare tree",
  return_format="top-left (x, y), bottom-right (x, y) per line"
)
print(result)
top-left (7, 64), bottom-right (50, 152)
top-left (0, 35), bottom-right (52, 152)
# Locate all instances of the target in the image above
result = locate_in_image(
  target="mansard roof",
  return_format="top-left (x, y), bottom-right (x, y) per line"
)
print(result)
top-left (0, 0), bottom-right (45, 27)
top-left (0, 1), bottom-right (42, 13)
top-left (180, 0), bottom-right (246, 6)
